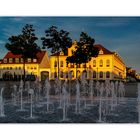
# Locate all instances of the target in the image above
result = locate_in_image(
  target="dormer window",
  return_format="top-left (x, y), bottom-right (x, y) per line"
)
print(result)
top-left (15, 58), bottom-right (19, 63)
top-left (99, 49), bottom-right (103, 54)
top-left (21, 58), bottom-right (23, 63)
top-left (9, 58), bottom-right (13, 63)
top-left (60, 52), bottom-right (64, 55)
top-left (33, 59), bottom-right (37, 62)
top-left (3, 58), bottom-right (7, 63)
top-left (27, 58), bottom-right (32, 63)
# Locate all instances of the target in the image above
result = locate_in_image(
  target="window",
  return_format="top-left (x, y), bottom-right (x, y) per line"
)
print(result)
top-left (93, 60), bottom-right (96, 67)
top-left (93, 71), bottom-right (96, 78)
top-left (19, 67), bottom-right (21, 70)
top-left (70, 70), bottom-right (74, 78)
top-left (106, 71), bottom-right (110, 78)
top-left (27, 58), bottom-right (32, 63)
top-left (3, 59), bottom-right (7, 63)
top-left (60, 71), bottom-right (63, 78)
top-left (82, 70), bottom-right (87, 78)
top-left (7, 67), bottom-right (9, 70)
top-left (54, 72), bottom-right (57, 78)
top-left (71, 50), bottom-right (74, 55)
top-left (15, 58), bottom-right (19, 63)
top-left (106, 59), bottom-right (110, 67)
top-left (10, 67), bottom-right (12, 70)
top-left (99, 60), bottom-right (103, 67)
top-left (99, 71), bottom-right (103, 78)
top-left (33, 59), bottom-right (37, 62)
top-left (83, 63), bottom-right (86, 68)
top-left (77, 64), bottom-right (81, 68)
top-left (54, 61), bottom-right (57, 67)
top-left (34, 67), bottom-right (37, 70)
top-left (60, 61), bottom-right (63, 67)
top-left (70, 63), bottom-right (74, 68)
top-left (9, 58), bottom-right (13, 63)
top-left (21, 58), bottom-right (23, 63)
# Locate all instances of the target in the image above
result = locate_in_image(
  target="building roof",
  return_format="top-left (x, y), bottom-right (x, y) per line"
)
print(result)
top-left (51, 44), bottom-right (113, 56)
top-left (1, 51), bottom-right (47, 64)
top-left (94, 44), bottom-right (113, 54)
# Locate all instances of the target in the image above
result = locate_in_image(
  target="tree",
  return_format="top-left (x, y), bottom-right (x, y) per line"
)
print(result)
top-left (5, 24), bottom-right (40, 82)
top-left (41, 26), bottom-right (72, 78)
top-left (66, 32), bottom-right (99, 78)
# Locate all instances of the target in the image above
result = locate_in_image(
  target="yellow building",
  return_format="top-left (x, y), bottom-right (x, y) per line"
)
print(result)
top-left (0, 42), bottom-right (126, 81)
top-left (50, 42), bottom-right (126, 80)
top-left (0, 51), bottom-right (50, 81)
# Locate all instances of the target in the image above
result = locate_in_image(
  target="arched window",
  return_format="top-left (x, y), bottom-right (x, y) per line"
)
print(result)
top-left (93, 60), bottom-right (96, 67)
top-left (99, 71), bottom-right (103, 78)
top-left (54, 72), bottom-right (57, 78)
top-left (106, 71), bottom-right (110, 78)
top-left (106, 59), bottom-right (110, 67)
top-left (60, 61), bottom-right (63, 67)
top-left (99, 60), bottom-right (103, 67)
top-left (93, 71), bottom-right (96, 78)
top-left (54, 61), bottom-right (57, 67)
top-left (77, 70), bottom-right (81, 78)
top-left (70, 70), bottom-right (74, 78)
top-left (60, 71), bottom-right (63, 78)
top-left (82, 70), bottom-right (87, 78)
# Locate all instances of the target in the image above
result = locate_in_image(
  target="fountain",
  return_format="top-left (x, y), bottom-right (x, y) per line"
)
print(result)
top-left (75, 79), bottom-right (81, 114)
top-left (12, 85), bottom-right (17, 106)
top-left (44, 78), bottom-right (51, 113)
top-left (28, 88), bottom-right (34, 118)
top-left (61, 81), bottom-right (69, 121)
top-left (98, 82), bottom-right (104, 122)
top-left (0, 87), bottom-right (5, 117)
top-left (17, 80), bottom-right (26, 111)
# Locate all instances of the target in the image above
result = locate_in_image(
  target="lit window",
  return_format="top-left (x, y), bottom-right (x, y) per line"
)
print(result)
top-left (106, 71), bottom-right (110, 78)
top-left (27, 58), bottom-right (32, 63)
top-left (93, 60), bottom-right (96, 67)
top-left (33, 59), bottom-right (37, 62)
top-left (9, 58), bottom-right (13, 63)
top-left (3, 59), bottom-right (7, 63)
top-left (15, 58), bottom-right (19, 63)
top-left (99, 60), bottom-right (103, 67)
top-left (99, 71), bottom-right (103, 78)
top-left (106, 59), bottom-right (110, 67)
top-left (21, 58), bottom-right (23, 63)
top-left (60, 61), bottom-right (63, 67)
top-left (54, 61), bottom-right (57, 67)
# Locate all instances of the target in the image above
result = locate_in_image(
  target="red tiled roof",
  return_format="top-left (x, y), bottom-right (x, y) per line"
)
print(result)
top-left (94, 44), bottom-right (113, 54)
top-left (51, 44), bottom-right (113, 56)
top-left (2, 51), bottom-right (46, 64)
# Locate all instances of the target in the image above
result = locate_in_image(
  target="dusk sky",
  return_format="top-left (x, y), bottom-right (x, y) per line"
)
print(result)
top-left (0, 17), bottom-right (140, 73)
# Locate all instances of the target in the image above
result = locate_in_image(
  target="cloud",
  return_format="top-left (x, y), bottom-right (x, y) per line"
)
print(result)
top-left (0, 40), bottom-right (5, 44)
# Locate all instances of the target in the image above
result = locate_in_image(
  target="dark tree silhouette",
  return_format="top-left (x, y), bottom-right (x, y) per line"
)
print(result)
top-left (41, 26), bottom-right (72, 78)
top-left (66, 32), bottom-right (99, 78)
top-left (5, 24), bottom-right (40, 82)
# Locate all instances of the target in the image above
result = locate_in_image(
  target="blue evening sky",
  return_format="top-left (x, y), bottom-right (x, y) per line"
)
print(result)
top-left (0, 17), bottom-right (140, 73)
